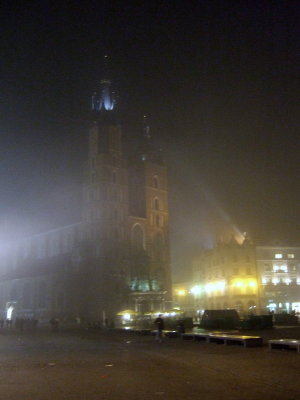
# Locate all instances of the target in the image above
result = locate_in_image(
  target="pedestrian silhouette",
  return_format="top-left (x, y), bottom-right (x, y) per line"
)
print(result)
top-left (154, 314), bottom-right (164, 343)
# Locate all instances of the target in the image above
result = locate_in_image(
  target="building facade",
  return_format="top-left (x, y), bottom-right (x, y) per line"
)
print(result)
top-left (190, 238), bottom-right (259, 316)
top-left (185, 239), bottom-right (300, 317)
top-left (0, 70), bottom-right (172, 324)
top-left (256, 246), bottom-right (300, 314)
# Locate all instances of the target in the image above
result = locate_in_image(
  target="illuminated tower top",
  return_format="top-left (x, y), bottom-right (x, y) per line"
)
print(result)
top-left (91, 55), bottom-right (116, 114)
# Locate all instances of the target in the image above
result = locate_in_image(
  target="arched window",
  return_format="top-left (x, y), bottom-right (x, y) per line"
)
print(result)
top-left (131, 224), bottom-right (145, 249)
top-left (153, 176), bottom-right (159, 188)
top-left (153, 197), bottom-right (159, 210)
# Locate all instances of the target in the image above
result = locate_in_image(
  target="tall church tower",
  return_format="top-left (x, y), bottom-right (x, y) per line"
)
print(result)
top-left (82, 59), bottom-right (171, 320)
top-left (127, 116), bottom-right (172, 312)
top-left (83, 58), bottom-right (128, 258)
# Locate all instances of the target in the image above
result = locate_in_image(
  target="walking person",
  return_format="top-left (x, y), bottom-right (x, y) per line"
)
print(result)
top-left (176, 320), bottom-right (185, 337)
top-left (154, 314), bottom-right (164, 343)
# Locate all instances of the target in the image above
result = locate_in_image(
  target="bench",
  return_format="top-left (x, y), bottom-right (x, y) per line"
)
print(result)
top-left (181, 333), bottom-right (209, 341)
top-left (164, 330), bottom-right (179, 338)
top-left (268, 339), bottom-right (300, 353)
top-left (194, 333), bottom-right (210, 342)
top-left (207, 334), bottom-right (263, 348)
top-left (182, 333), bottom-right (196, 340)
top-left (183, 332), bottom-right (263, 347)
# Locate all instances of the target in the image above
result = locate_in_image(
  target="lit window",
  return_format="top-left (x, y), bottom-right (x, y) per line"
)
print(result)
top-left (267, 303), bottom-right (277, 310)
top-left (273, 264), bottom-right (288, 272)
top-left (288, 254), bottom-right (295, 259)
top-left (275, 254), bottom-right (282, 259)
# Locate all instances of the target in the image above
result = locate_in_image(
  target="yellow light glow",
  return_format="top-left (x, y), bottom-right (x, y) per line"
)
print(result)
top-left (215, 280), bottom-right (226, 290)
top-left (190, 285), bottom-right (201, 295)
top-left (177, 289), bottom-right (186, 296)
top-left (205, 281), bottom-right (226, 293)
top-left (232, 279), bottom-right (257, 289)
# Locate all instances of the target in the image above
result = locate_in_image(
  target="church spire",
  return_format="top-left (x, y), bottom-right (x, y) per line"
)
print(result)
top-left (92, 55), bottom-right (116, 113)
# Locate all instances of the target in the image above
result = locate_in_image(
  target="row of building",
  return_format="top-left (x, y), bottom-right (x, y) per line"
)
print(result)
top-left (173, 238), bottom-right (300, 317)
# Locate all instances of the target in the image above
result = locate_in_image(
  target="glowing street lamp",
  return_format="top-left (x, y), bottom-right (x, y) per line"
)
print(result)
top-left (190, 285), bottom-right (201, 296)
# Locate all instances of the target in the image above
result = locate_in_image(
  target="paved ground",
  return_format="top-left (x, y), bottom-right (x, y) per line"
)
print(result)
top-left (0, 327), bottom-right (299, 400)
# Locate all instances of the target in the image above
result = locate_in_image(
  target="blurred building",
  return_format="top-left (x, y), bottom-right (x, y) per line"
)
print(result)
top-left (172, 282), bottom-right (194, 315)
top-left (188, 239), bottom-right (300, 316)
top-left (0, 66), bottom-right (171, 324)
top-left (256, 246), bottom-right (300, 314)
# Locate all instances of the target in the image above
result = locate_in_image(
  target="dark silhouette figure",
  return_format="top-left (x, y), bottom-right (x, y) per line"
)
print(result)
top-left (49, 318), bottom-right (59, 332)
top-left (154, 314), bottom-right (164, 342)
top-left (177, 320), bottom-right (185, 336)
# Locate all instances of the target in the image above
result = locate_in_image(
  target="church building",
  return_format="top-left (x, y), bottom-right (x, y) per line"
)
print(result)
top-left (0, 67), bottom-right (172, 324)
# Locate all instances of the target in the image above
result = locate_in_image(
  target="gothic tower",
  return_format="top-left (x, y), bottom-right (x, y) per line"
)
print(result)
top-left (82, 59), bottom-right (172, 319)
top-left (127, 116), bottom-right (172, 312)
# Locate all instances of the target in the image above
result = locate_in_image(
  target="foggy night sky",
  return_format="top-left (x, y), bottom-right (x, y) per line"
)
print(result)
top-left (1, 1), bottom-right (300, 278)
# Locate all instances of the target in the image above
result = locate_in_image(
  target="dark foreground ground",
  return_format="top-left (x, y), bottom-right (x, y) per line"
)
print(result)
top-left (0, 326), bottom-right (300, 400)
